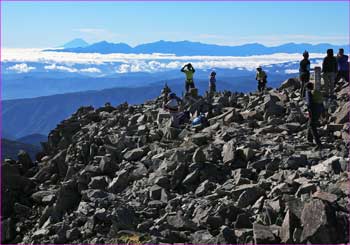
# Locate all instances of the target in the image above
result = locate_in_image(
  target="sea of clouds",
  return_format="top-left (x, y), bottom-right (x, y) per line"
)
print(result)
top-left (2, 48), bottom-right (325, 74)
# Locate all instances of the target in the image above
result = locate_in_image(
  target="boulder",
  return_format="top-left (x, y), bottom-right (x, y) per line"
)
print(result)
top-left (167, 211), bottom-right (196, 231)
top-left (123, 148), bottom-right (145, 161)
top-left (88, 176), bottom-right (110, 190)
top-left (192, 147), bottom-right (206, 163)
top-left (253, 223), bottom-right (278, 244)
top-left (300, 199), bottom-right (337, 243)
top-left (311, 156), bottom-right (342, 174)
top-left (17, 150), bottom-right (33, 172)
top-left (335, 101), bottom-right (350, 124)
top-left (280, 78), bottom-right (301, 90)
top-left (280, 210), bottom-right (300, 243)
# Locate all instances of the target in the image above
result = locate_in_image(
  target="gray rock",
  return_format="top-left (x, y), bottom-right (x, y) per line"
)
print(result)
top-left (235, 213), bottom-right (252, 228)
top-left (88, 176), bottom-right (110, 190)
top-left (17, 150), bottom-right (33, 172)
top-left (190, 230), bottom-right (214, 244)
top-left (236, 187), bottom-right (264, 208)
top-left (280, 210), bottom-right (300, 243)
top-left (335, 101), bottom-right (350, 124)
top-left (311, 156), bottom-right (342, 174)
top-left (195, 180), bottom-right (213, 197)
top-left (110, 206), bottom-right (138, 231)
top-left (253, 223), bottom-right (278, 244)
top-left (154, 175), bottom-right (170, 189)
top-left (280, 78), bottom-right (301, 90)
top-left (182, 169), bottom-right (200, 186)
top-left (167, 211), bottom-right (196, 231)
top-left (107, 169), bottom-right (129, 193)
top-left (123, 148), bottom-right (146, 161)
top-left (99, 156), bottom-right (114, 173)
top-left (191, 132), bottom-right (209, 146)
top-left (192, 147), bottom-right (206, 163)
top-left (283, 154), bottom-right (308, 170)
top-left (295, 183), bottom-right (317, 197)
top-left (54, 180), bottom-right (80, 218)
top-left (300, 199), bottom-right (337, 243)
top-left (312, 191), bottom-right (338, 203)
top-left (66, 227), bottom-right (81, 241)
top-left (31, 190), bottom-right (56, 204)
top-left (215, 225), bottom-right (237, 244)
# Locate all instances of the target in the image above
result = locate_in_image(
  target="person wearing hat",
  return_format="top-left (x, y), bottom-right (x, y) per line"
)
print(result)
top-left (209, 70), bottom-right (217, 98)
top-left (322, 49), bottom-right (338, 99)
top-left (336, 48), bottom-right (349, 83)
top-left (255, 66), bottom-right (267, 92)
top-left (299, 51), bottom-right (310, 98)
top-left (181, 63), bottom-right (196, 93)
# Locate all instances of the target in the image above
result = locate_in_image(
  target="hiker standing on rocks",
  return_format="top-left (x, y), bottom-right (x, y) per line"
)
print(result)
top-left (163, 92), bottom-right (182, 127)
top-left (305, 82), bottom-right (324, 150)
top-left (299, 51), bottom-right (311, 98)
top-left (256, 66), bottom-right (267, 92)
top-left (209, 70), bottom-right (217, 97)
top-left (322, 49), bottom-right (338, 99)
top-left (181, 63), bottom-right (196, 93)
top-left (336, 48), bottom-right (349, 83)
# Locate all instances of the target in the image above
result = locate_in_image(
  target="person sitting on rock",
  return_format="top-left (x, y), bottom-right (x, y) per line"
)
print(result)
top-left (299, 50), bottom-right (311, 98)
top-left (181, 63), bottom-right (196, 93)
top-left (305, 82), bottom-right (324, 150)
top-left (255, 66), bottom-right (267, 92)
top-left (209, 71), bottom-right (217, 97)
top-left (163, 93), bottom-right (182, 127)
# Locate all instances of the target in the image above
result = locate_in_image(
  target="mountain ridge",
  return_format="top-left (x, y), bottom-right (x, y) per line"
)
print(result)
top-left (48, 40), bottom-right (349, 56)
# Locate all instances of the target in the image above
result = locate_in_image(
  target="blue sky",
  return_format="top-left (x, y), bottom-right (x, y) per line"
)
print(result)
top-left (2, 1), bottom-right (349, 48)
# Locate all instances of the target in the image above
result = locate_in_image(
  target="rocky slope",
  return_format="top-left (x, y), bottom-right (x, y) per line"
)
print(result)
top-left (2, 78), bottom-right (349, 244)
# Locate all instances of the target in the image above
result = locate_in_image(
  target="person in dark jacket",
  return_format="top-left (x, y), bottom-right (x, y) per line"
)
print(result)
top-left (299, 51), bottom-right (310, 98)
top-left (336, 48), bottom-right (349, 83)
top-left (209, 71), bottom-right (217, 97)
top-left (305, 82), bottom-right (324, 150)
top-left (322, 49), bottom-right (337, 99)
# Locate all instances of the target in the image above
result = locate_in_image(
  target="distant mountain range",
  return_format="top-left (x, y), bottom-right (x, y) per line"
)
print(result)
top-left (50, 40), bottom-right (349, 56)
top-left (3, 73), bottom-right (291, 139)
top-left (16, 134), bottom-right (47, 147)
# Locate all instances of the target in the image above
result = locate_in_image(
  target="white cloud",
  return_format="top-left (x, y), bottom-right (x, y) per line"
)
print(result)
top-left (80, 67), bottom-right (101, 73)
top-left (285, 69), bottom-right (299, 74)
top-left (2, 48), bottom-right (329, 74)
top-left (116, 64), bottom-right (131, 73)
top-left (7, 63), bottom-right (36, 73)
top-left (44, 63), bottom-right (78, 73)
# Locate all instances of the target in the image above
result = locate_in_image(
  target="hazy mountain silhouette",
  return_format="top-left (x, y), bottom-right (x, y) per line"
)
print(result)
top-left (49, 40), bottom-right (349, 56)
top-left (60, 38), bottom-right (89, 49)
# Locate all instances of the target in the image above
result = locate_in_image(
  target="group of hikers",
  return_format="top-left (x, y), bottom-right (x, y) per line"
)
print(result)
top-left (161, 48), bottom-right (349, 150)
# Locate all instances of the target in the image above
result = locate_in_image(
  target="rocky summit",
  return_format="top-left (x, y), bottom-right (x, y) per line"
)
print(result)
top-left (2, 78), bottom-right (349, 244)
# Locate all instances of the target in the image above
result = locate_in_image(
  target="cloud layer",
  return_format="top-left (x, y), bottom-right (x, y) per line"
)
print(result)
top-left (2, 48), bottom-right (326, 74)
